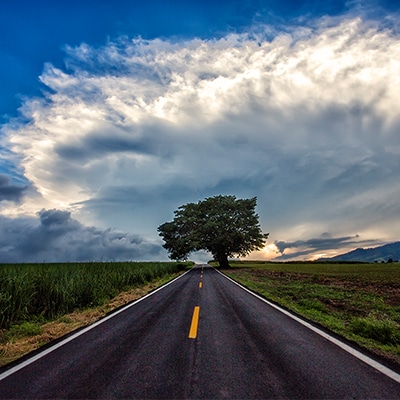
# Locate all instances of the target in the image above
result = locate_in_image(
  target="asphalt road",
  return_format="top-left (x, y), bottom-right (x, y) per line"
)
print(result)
top-left (1, 264), bottom-right (400, 399)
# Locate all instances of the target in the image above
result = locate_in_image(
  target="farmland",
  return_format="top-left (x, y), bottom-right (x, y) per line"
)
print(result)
top-left (221, 261), bottom-right (400, 367)
top-left (0, 261), bottom-right (192, 330)
top-left (0, 261), bottom-right (192, 365)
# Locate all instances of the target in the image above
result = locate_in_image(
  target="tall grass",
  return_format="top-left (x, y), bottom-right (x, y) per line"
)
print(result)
top-left (0, 262), bottom-right (190, 329)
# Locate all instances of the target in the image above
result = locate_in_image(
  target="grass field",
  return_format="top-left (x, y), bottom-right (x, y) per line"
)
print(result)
top-left (221, 261), bottom-right (400, 366)
top-left (0, 261), bottom-right (192, 330)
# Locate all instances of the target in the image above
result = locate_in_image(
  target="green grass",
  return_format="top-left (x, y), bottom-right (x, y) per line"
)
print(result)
top-left (0, 261), bottom-right (192, 330)
top-left (1, 322), bottom-right (43, 343)
top-left (222, 261), bottom-right (400, 365)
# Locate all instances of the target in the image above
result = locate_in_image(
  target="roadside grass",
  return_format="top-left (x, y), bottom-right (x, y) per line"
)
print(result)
top-left (0, 261), bottom-right (193, 366)
top-left (0, 261), bottom-right (192, 330)
top-left (221, 261), bottom-right (400, 366)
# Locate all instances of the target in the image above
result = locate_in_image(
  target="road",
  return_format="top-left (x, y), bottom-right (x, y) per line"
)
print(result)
top-left (1, 264), bottom-right (400, 399)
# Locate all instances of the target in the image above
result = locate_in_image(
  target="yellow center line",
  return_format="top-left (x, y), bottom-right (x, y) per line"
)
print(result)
top-left (188, 306), bottom-right (200, 339)
top-left (199, 282), bottom-right (202, 288)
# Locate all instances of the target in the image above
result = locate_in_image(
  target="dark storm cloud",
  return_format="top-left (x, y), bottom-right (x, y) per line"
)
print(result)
top-left (0, 209), bottom-right (165, 263)
top-left (0, 174), bottom-right (27, 202)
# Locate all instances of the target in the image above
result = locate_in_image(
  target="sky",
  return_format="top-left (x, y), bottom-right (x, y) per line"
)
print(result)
top-left (0, 0), bottom-right (399, 263)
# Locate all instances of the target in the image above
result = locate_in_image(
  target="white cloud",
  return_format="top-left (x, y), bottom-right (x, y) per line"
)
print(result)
top-left (1, 15), bottom-right (400, 260)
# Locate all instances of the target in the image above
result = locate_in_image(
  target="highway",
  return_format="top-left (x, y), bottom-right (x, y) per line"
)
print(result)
top-left (1, 264), bottom-right (400, 399)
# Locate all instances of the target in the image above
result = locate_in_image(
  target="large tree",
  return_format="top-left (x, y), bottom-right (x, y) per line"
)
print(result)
top-left (158, 195), bottom-right (268, 268)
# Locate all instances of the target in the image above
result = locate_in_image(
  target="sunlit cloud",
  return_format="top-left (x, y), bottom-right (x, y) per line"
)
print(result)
top-left (246, 243), bottom-right (282, 261)
top-left (1, 14), bottom-right (400, 261)
top-left (272, 234), bottom-right (379, 261)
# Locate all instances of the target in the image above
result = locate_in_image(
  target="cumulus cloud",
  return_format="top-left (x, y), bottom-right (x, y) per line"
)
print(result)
top-left (0, 209), bottom-right (165, 263)
top-left (1, 14), bottom-right (400, 260)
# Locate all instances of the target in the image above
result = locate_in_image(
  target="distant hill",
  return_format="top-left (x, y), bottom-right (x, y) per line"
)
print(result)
top-left (320, 241), bottom-right (400, 262)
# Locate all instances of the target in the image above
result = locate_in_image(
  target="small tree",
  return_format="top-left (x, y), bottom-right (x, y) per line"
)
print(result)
top-left (158, 195), bottom-right (268, 268)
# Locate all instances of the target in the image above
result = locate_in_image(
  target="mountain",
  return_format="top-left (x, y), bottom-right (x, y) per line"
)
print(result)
top-left (320, 241), bottom-right (400, 262)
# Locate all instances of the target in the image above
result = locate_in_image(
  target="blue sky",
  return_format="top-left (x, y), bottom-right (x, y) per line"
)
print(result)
top-left (0, 0), bottom-right (354, 121)
top-left (0, 0), bottom-right (399, 262)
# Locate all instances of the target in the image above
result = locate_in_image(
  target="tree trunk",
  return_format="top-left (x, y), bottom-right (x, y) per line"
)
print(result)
top-left (217, 252), bottom-right (230, 269)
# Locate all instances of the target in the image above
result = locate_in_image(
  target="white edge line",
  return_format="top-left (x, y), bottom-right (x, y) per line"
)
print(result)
top-left (0, 268), bottom-right (192, 382)
top-left (215, 267), bottom-right (400, 384)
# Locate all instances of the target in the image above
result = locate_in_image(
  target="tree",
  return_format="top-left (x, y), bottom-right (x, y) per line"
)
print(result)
top-left (158, 195), bottom-right (269, 268)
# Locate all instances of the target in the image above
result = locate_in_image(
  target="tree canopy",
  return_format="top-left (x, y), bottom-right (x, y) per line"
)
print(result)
top-left (158, 195), bottom-right (268, 267)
